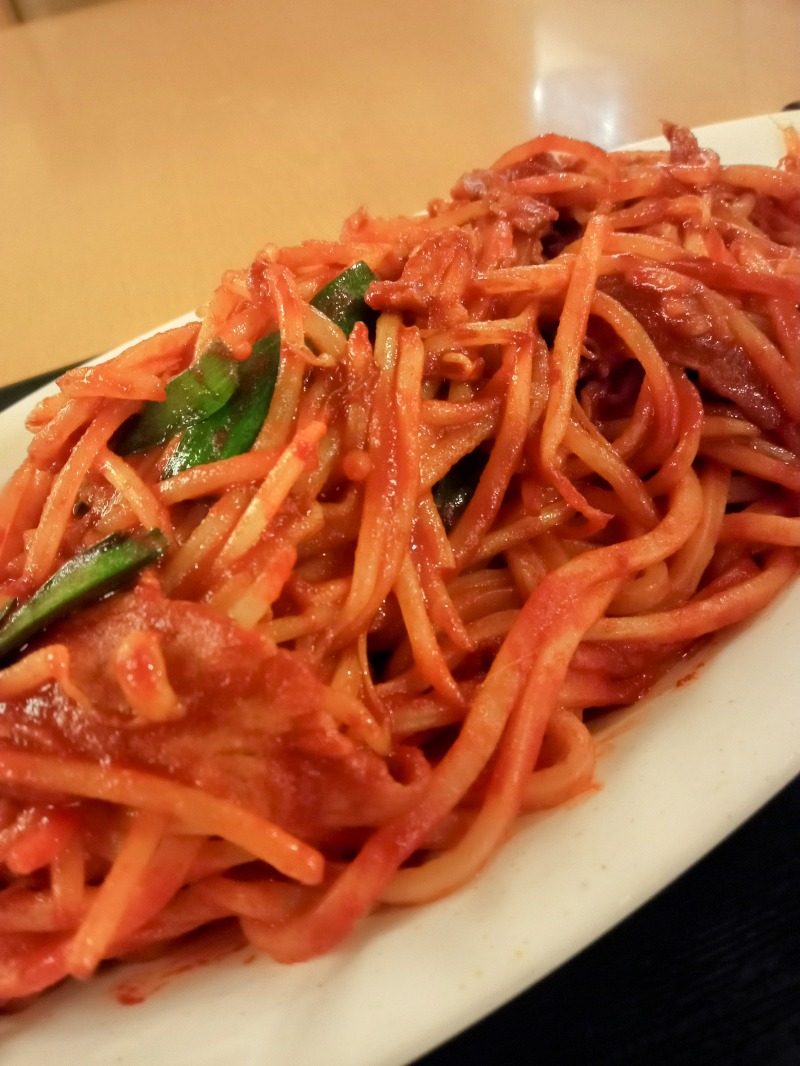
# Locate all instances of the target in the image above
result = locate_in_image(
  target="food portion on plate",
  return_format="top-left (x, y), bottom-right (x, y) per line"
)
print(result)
top-left (0, 121), bottom-right (798, 1004)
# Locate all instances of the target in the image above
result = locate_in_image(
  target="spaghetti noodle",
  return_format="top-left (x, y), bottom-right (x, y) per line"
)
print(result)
top-left (0, 122), bottom-right (799, 1001)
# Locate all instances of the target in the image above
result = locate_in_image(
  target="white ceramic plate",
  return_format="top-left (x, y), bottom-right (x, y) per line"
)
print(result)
top-left (1, 112), bottom-right (799, 1066)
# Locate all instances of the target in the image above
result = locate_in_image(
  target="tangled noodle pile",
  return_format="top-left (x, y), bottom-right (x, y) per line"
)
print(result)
top-left (0, 122), bottom-right (799, 1001)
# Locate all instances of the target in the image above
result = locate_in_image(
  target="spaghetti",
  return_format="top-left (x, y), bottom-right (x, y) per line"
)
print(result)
top-left (0, 122), bottom-right (799, 1001)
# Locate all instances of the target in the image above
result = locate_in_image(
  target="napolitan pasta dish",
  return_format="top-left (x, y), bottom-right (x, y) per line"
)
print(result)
top-left (0, 123), bottom-right (799, 1002)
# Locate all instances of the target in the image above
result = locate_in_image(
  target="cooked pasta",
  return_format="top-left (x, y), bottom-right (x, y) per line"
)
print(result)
top-left (0, 121), bottom-right (799, 1001)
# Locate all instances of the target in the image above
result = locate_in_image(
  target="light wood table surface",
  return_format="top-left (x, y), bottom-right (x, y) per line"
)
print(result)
top-left (1, 0), bottom-right (798, 386)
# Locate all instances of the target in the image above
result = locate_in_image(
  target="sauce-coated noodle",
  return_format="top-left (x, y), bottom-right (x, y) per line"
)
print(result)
top-left (0, 123), bottom-right (798, 1000)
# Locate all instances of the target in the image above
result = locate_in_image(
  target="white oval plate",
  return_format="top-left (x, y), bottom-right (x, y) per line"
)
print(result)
top-left (1, 112), bottom-right (799, 1066)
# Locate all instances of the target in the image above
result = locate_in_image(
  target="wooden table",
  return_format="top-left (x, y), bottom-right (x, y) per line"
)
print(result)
top-left (1, 0), bottom-right (798, 386)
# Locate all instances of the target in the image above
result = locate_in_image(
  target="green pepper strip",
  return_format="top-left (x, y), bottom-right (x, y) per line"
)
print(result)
top-left (117, 342), bottom-right (239, 455)
top-left (432, 449), bottom-right (489, 532)
top-left (309, 261), bottom-right (378, 338)
top-left (0, 598), bottom-right (15, 628)
top-left (162, 334), bottom-right (280, 477)
top-left (162, 261), bottom-right (378, 478)
top-left (0, 530), bottom-right (168, 662)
